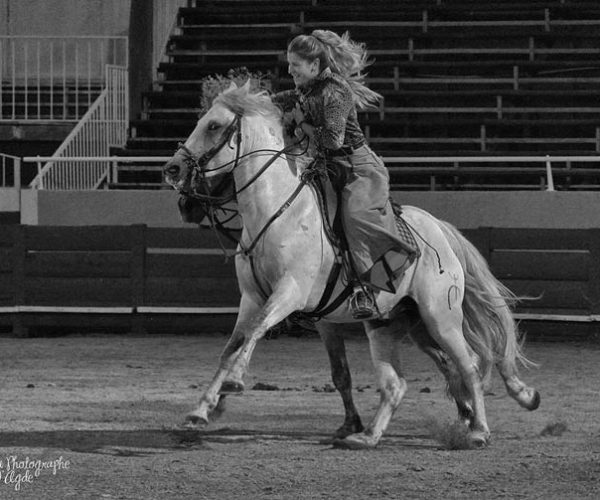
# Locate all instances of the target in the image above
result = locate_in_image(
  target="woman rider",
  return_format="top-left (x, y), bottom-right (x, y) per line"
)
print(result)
top-left (273, 30), bottom-right (416, 319)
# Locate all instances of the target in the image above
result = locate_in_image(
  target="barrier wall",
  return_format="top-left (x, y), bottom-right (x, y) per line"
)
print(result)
top-left (0, 225), bottom-right (239, 336)
top-left (1, 224), bottom-right (599, 338)
top-left (17, 189), bottom-right (600, 229)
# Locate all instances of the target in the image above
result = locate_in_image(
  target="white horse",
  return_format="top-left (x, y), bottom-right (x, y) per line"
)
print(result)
top-left (163, 82), bottom-right (539, 449)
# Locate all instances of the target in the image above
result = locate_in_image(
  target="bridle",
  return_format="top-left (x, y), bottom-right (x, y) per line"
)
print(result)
top-left (175, 114), bottom-right (308, 205)
top-left (172, 112), bottom-right (311, 257)
top-left (175, 114), bottom-right (243, 206)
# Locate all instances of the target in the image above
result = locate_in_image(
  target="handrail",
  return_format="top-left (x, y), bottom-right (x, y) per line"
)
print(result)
top-left (24, 155), bottom-right (170, 189)
top-left (28, 65), bottom-right (129, 190)
top-left (24, 155), bottom-right (600, 164)
top-left (21, 154), bottom-right (600, 191)
top-left (169, 46), bottom-right (600, 59)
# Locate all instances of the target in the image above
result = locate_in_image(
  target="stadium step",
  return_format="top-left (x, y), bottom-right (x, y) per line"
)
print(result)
top-left (114, 0), bottom-right (600, 190)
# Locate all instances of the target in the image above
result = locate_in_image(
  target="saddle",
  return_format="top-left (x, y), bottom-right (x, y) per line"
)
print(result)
top-left (298, 159), bottom-right (419, 319)
top-left (306, 159), bottom-right (419, 287)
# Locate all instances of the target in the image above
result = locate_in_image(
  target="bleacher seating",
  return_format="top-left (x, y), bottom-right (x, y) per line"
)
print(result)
top-left (112, 0), bottom-right (600, 190)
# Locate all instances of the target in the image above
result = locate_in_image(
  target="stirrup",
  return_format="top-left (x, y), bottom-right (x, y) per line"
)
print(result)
top-left (350, 288), bottom-right (375, 319)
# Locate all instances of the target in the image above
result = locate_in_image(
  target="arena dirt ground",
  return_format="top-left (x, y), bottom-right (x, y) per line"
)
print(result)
top-left (0, 331), bottom-right (598, 499)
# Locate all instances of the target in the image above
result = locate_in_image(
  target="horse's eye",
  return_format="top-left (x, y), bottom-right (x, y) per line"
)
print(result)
top-left (207, 121), bottom-right (221, 131)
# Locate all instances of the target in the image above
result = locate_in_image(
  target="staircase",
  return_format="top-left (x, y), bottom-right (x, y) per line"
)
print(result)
top-left (112, 0), bottom-right (600, 190)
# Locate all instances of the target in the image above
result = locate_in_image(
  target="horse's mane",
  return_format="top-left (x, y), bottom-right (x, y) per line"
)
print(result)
top-left (214, 85), bottom-right (282, 122)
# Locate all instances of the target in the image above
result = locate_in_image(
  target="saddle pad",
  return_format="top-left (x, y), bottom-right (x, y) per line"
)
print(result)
top-left (391, 201), bottom-right (420, 259)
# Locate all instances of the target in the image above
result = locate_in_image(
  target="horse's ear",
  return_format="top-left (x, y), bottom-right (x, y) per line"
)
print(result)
top-left (242, 79), bottom-right (251, 92)
top-left (226, 81), bottom-right (237, 92)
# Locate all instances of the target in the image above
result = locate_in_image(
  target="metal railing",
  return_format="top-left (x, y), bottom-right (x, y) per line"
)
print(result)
top-left (29, 66), bottom-right (129, 190)
top-left (21, 154), bottom-right (600, 191)
top-left (25, 156), bottom-right (168, 189)
top-left (1, 153), bottom-right (21, 189)
top-left (0, 36), bottom-right (128, 121)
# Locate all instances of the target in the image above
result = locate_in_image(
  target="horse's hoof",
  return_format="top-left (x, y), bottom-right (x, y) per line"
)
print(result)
top-left (527, 390), bottom-right (541, 411)
top-left (184, 412), bottom-right (209, 429)
top-left (318, 423), bottom-right (362, 444)
top-left (332, 421), bottom-right (365, 440)
top-left (332, 428), bottom-right (351, 441)
top-left (220, 380), bottom-right (245, 394)
top-left (468, 431), bottom-right (490, 449)
top-left (332, 433), bottom-right (378, 450)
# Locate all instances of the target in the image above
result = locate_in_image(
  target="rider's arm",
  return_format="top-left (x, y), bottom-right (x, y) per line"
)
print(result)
top-left (312, 83), bottom-right (353, 151)
top-left (272, 90), bottom-right (299, 113)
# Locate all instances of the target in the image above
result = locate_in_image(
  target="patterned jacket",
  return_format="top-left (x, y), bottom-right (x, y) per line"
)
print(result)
top-left (272, 68), bottom-right (366, 154)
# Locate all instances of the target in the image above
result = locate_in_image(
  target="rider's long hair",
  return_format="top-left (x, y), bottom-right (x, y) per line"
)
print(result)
top-left (287, 30), bottom-right (382, 109)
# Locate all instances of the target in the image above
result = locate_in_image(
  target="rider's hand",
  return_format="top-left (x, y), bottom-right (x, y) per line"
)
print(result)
top-left (291, 104), bottom-right (305, 127)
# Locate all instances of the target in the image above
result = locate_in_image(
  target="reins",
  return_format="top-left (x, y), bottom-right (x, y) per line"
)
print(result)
top-left (174, 115), bottom-right (310, 258)
top-left (237, 162), bottom-right (318, 257)
top-left (173, 114), bottom-right (355, 319)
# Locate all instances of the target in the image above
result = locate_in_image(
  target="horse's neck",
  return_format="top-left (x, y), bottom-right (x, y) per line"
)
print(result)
top-left (234, 119), bottom-right (308, 227)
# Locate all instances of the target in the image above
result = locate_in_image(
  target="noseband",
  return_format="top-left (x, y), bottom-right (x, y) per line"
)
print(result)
top-left (175, 114), bottom-right (243, 205)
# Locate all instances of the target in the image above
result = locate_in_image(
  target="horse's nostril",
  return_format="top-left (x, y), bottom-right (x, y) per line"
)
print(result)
top-left (165, 164), bottom-right (180, 177)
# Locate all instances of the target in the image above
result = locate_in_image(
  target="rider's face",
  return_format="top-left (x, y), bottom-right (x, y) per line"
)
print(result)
top-left (287, 52), bottom-right (318, 88)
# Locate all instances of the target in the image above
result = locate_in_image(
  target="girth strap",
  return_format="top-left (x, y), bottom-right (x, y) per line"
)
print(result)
top-left (249, 254), bottom-right (270, 301)
top-left (305, 261), bottom-right (353, 319)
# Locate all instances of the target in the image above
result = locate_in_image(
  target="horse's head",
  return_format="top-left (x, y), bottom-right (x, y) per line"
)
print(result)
top-left (163, 80), bottom-right (283, 198)
top-left (163, 81), bottom-right (241, 196)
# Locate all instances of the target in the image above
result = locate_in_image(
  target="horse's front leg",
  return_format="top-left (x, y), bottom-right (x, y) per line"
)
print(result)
top-left (315, 321), bottom-right (364, 440)
top-left (186, 279), bottom-right (303, 426)
top-left (184, 294), bottom-right (257, 426)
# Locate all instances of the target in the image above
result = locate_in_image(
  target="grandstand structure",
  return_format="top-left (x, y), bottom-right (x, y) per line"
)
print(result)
top-left (111, 0), bottom-right (600, 191)
top-left (3, 0), bottom-right (600, 336)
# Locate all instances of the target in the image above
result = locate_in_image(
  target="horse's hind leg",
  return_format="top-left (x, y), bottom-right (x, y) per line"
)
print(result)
top-left (315, 321), bottom-right (364, 440)
top-left (337, 318), bottom-right (408, 449)
top-left (408, 316), bottom-right (474, 426)
top-left (395, 299), bottom-right (474, 425)
top-left (497, 358), bottom-right (540, 411)
top-left (419, 302), bottom-right (490, 448)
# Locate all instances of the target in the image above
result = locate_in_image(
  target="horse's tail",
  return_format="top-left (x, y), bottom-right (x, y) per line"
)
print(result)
top-left (436, 220), bottom-right (534, 384)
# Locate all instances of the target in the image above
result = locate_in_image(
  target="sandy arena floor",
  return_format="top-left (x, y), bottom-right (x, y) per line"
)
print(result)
top-left (0, 332), bottom-right (598, 499)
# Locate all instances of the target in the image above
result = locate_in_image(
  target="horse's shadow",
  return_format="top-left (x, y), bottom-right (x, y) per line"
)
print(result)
top-left (0, 428), bottom-right (436, 455)
top-left (0, 428), bottom-right (204, 456)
